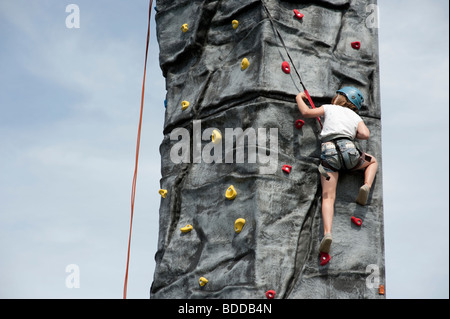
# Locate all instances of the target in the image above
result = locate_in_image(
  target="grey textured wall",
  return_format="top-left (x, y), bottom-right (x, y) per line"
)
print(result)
top-left (151, 0), bottom-right (385, 299)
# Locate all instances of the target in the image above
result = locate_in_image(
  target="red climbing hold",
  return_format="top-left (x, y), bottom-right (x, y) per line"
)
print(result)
top-left (351, 216), bottom-right (362, 226)
top-left (295, 119), bottom-right (305, 129)
top-left (282, 165), bottom-right (292, 174)
top-left (320, 252), bottom-right (331, 266)
top-left (351, 41), bottom-right (361, 50)
top-left (293, 9), bottom-right (304, 20)
top-left (281, 61), bottom-right (290, 74)
top-left (265, 290), bottom-right (276, 299)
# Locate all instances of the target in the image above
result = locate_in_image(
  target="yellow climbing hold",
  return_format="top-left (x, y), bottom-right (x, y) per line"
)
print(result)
top-left (180, 224), bottom-right (193, 233)
top-left (181, 24), bottom-right (188, 33)
top-left (181, 100), bottom-right (190, 110)
top-left (241, 58), bottom-right (249, 70)
top-left (211, 129), bottom-right (222, 145)
top-left (232, 20), bottom-right (239, 29)
top-left (158, 189), bottom-right (167, 198)
top-left (234, 218), bottom-right (246, 233)
top-left (199, 277), bottom-right (208, 287)
top-left (225, 185), bottom-right (237, 200)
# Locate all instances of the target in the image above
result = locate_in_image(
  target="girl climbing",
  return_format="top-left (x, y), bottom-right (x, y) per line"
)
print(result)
top-left (295, 87), bottom-right (378, 263)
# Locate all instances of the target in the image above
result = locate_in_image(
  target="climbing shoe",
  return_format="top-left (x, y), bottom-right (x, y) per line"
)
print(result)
top-left (319, 233), bottom-right (332, 254)
top-left (356, 184), bottom-right (370, 206)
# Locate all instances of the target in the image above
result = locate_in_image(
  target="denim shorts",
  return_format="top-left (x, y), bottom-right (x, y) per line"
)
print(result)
top-left (320, 139), bottom-right (362, 172)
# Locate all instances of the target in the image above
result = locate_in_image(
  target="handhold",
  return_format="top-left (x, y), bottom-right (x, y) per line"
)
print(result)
top-left (225, 185), bottom-right (237, 200)
top-left (351, 216), bottom-right (362, 226)
top-left (181, 100), bottom-right (190, 110)
top-left (281, 61), bottom-right (290, 74)
top-left (164, 99), bottom-right (167, 109)
top-left (282, 165), bottom-right (292, 174)
top-left (232, 20), bottom-right (239, 29)
top-left (379, 285), bottom-right (385, 295)
top-left (293, 9), bottom-right (304, 20)
top-left (180, 224), bottom-right (193, 233)
top-left (199, 277), bottom-right (208, 287)
top-left (351, 41), bottom-right (361, 50)
top-left (295, 119), bottom-right (305, 129)
top-left (241, 58), bottom-right (249, 70)
top-left (265, 290), bottom-right (276, 299)
top-left (181, 24), bottom-right (188, 33)
top-left (158, 189), bottom-right (167, 198)
top-left (234, 218), bottom-right (246, 233)
top-left (320, 252), bottom-right (331, 266)
top-left (211, 129), bottom-right (222, 145)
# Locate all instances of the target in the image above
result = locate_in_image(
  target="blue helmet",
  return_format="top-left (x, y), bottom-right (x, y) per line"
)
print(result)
top-left (336, 87), bottom-right (364, 110)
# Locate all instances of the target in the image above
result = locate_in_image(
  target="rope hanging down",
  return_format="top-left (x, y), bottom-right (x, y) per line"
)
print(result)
top-left (123, 0), bottom-right (153, 300)
top-left (260, 0), bottom-right (323, 129)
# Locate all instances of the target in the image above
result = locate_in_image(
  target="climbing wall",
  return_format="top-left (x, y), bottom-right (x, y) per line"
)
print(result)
top-left (151, 0), bottom-right (385, 299)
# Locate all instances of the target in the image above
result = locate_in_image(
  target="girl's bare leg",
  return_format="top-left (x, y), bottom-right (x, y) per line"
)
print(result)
top-left (321, 171), bottom-right (339, 235)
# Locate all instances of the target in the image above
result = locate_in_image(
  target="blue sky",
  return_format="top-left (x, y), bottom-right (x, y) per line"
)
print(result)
top-left (0, 0), bottom-right (448, 299)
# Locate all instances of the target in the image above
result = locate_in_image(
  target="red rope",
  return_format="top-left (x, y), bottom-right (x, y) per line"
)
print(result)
top-left (123, 0), bottom-right (153, 300)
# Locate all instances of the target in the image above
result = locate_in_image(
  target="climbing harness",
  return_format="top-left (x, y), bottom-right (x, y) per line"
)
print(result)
top-left (123, 0), bottom-right (153, 300)
top-left (318, 136), bottom-right (373, 181)
top-left (260, 0), bottom-right (323, 129)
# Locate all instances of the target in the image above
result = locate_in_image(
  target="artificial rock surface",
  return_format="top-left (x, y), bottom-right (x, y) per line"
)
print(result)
top-left (151, 0), bottom-right (385, 299)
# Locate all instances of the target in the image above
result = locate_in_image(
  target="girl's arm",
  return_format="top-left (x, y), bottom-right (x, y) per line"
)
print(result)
top-left (356, 121), bottom-right (370, 140)
top-left (296, 92), bottom-right (324, 118)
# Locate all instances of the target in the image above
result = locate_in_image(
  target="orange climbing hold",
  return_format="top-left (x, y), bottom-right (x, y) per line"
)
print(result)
top-left (379, 285), bottom-right (385, 295)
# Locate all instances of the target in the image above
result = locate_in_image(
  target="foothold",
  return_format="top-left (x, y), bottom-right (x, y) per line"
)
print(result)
top-left (232, 20), bottom-right (239, 29)
top-left (241, 58), bottom-right (249, 70)
top-left (265, 290), bottom-right (276, 299)
top-left (351, 41), bottom-right (361, 50)
top-left (181, 100), bottom-right (190, 110)
top-left (293, 9), bottom-right (304, 20)
top-left (199, 277), bottom-right (208, 287)
top-left (320, 252), bottom-right (331, 266)
top-left (379, 285), bottom-right (385, 295)
top-left (164, 99), bottom-right (167, 109)
top-left (159, 189), bottom-right (167, 198)
top-left (234, 218), bottom-right (246, 233)
top-left (282, 165), bottom-right (292, 174)
top-left (281, 61), bottom-right (290, 74)
top-left (351, 216), bottom-right (362, 227)
top-left (180, 224), bottom-right (193, 233)
top-left (181, 24), bottom-right (188, 33)
top-left (295, 119), bottom-right (305, 129)
top-left (225, 185), bottom-right (237, 200)
top-left (211, 129), bottom-right (222, 145)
